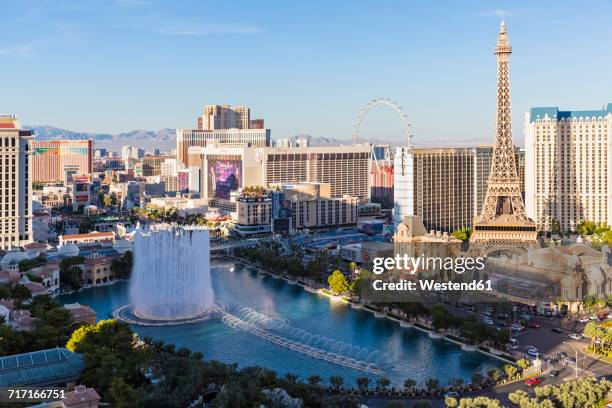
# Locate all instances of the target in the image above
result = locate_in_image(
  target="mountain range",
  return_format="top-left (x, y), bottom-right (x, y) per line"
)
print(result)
top-left (24, 125), bottom-right (492, 150)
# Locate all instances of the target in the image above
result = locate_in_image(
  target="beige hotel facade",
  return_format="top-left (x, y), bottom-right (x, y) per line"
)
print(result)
top-left (524, 104), bottom-right (612, 232)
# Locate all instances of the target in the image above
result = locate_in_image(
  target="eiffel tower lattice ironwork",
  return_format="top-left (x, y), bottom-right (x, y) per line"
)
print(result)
top-left (469, 21), bottom-right (538, 257)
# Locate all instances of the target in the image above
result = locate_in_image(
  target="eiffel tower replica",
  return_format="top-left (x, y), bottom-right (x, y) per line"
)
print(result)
top-left (469, 21), bottom-right (538, 257)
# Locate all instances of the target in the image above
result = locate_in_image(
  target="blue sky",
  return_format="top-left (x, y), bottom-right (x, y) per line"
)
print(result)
top-left (2, 0), bottom-right (611, 145)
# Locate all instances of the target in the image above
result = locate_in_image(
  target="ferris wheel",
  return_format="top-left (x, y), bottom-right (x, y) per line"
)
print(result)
top-left (352, 97), bottom-right (413, 170)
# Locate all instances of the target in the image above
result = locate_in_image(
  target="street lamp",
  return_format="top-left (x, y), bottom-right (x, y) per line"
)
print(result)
top-left (562, 341), bottom-right (579, 378)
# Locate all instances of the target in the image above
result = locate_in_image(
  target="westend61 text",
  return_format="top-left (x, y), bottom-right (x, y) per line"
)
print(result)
top-left (372, 279), bottom-right (493, 292)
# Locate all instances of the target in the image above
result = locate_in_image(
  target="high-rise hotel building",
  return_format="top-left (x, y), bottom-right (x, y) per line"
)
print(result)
top-left (393, 146), bottom-right (524, 232)
top-left (0, 115), bottom-right (33, 250)
top-left (31, 139), bottom-right (93, 183)
top-left (176, 128), bottom-right (271, 166)
top-left (524, 104), bottom-right (612, 231)
top-left (198, 105), bottom-right (251, 130)
top-left (189, 144), bottom-right (371, 210)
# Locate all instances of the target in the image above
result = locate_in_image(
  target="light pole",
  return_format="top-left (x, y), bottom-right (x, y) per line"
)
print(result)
top-left (563, 341), bottom-right (579, 378)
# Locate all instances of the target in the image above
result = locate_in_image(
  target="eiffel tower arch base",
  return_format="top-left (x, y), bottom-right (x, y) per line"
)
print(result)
top-left (468, 239), bottom-right (539, 258)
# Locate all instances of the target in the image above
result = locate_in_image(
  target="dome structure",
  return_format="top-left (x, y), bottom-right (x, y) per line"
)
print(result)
top-left (0, 248), bottom-right (30, 271)
top-left (58, 243), bottom-right (80, 257)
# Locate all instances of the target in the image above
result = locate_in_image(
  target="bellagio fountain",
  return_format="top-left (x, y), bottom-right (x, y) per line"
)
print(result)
top-left (114, 225), bottom-right (221, 326)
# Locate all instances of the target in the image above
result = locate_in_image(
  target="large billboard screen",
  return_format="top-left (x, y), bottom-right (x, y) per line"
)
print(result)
top-left (208, 158), bottom-right (242, 199)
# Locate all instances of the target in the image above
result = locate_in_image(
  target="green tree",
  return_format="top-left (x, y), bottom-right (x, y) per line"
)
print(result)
top-left (425, 378), bottom-right (439, 391)
top-left (307, 375), bottom-right (322, 385)
top-left (516, 358), bottom-right (530, 370)
top-left (356, 377), bottom-right (370, 392)
top-left (11, 284), bottom-right (32, 302)
top-left (377, 377), bottom-right (391, 391)
top-left (451, 226), bottom-right (472, 241)
top-left (108, 377), bottom-right (138, 408)
top-left (403, 378), bottom-right (416, 390)
top-left (503, 364), bottom-right (518, 379)
top-left (327, 270), bottom-right (349, 294)
top-left (330, 375), bottom-right (344, 389)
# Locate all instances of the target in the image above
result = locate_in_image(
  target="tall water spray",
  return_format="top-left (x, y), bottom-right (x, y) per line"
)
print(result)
top-left (129, 226), bottom-right (213, 319)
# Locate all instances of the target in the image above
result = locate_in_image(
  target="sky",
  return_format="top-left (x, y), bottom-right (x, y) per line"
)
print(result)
top-left (1, 0), bottom-right (611, 146)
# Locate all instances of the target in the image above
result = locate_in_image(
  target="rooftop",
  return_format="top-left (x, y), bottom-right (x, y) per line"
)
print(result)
top-left (529, 103), bottom-right (612, 123)
top-left (0, 348), bottom-right (84, 387)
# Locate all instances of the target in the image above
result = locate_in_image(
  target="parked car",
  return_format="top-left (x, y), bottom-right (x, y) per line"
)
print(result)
top-left (525, 377), bottom-right (542, 386)
top-left (551, 328), bottom-right (563, 333)
top-left (444, 391), bottom-right (460, 398)
top-left (528, 323), bottom-right (541, 329)
top-left (579, 317), bottom-right (590, 323)
top-left (549, 370), bottom-right (559, 377)
top-left (511, 324), bottom-right (523, 331)
top-left (528, 349), bottom-right (540, 357)
top-left (590, 315), bottom-right (599, 321)
top-left (569, 333), bottom-right (582, 341)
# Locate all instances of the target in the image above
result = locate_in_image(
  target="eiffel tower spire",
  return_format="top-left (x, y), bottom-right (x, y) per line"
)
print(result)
top-left (469, 21), bottom-right (538, 256)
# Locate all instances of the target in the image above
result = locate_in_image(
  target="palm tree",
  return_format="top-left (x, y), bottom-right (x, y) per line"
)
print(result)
top-left (377, 377), bottom-right (391, 391)
top-left (356, 377), bottom-right (370, 392)
top-left (283, 373), bottom-right (298, 384)
top-left (330, 375), bottom-right (343, 389)
top-left (583, 321), bottom-right (600, 351)
top-left (404, 378), bottom-right (417, 391)
top-left (448, 377), bottom-right (464, 389)
top-left (307, 375), bottom-right (322, 385)
top-left (503, 364), bottom-right (518, 380)
top-left (425, 378), bottom-right (440, 392)
top-left (487, 368), bottom-right (501, 382)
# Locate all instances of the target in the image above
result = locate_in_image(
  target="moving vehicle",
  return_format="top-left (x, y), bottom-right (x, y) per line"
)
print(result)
top-left (525, 377), bottom-right (542, 386)
top-left (551, 328), bottom-right (563, 333)
top-left (511, 324), bottom-right (523, 331)
top-left (568, 333), bottom-right (582, 341)
top-left (528, 323), bottom-right (541, 329)
top-left (444, 391), bottom-right (460, 398)
top-left (579, 317), bottom-right (590, 323)
top-left (549, 370), bottom-right (559, 377)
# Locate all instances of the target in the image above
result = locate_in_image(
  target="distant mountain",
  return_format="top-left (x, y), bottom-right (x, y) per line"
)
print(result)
top-left (24, 125), bottom-right (113, 141)
top-left (25, 126), bottom-right (177, 150)
top-left (282, 134), bottom-right (399, 147)
top-left (24, 126), bottom-right (494, 151)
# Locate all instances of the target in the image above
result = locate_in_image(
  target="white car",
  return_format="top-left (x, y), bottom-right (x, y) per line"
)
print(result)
top-left (590, 315), bottom-right (599, 321)
top-left (528, 349), bottom-right (540, 357)
top-left (568, 333), bottom-right (582, 341)
top-left (483, 318), bottom-right (494, 325)
top-left (579, 317), bottom-right (590, 323)
top-left (527, 346), bottom-right (538, 352)
top-left (511, 324), bottom-right (523, 331)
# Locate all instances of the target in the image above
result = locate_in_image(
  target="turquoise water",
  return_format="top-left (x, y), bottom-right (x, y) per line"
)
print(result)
top-left (59, 260), bottom-right (501, 387)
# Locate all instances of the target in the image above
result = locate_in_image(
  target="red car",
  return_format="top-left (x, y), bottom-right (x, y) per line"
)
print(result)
top-left (525, 378), bottom-right (542, 387)
top-left (528, 323), bottom-right (541, 329)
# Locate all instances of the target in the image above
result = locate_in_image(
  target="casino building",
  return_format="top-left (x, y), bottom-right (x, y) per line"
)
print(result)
top-left (31, 139), bottom-right (93, 183)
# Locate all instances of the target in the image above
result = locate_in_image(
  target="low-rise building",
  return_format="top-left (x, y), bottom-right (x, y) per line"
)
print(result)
top-left (61, 385), bottom-right (101, 408)
top-left (0, 348), bottom-right (84, 387)
top-left (82, 256), bottom-right (114, 286)
top-left (63, 303), bottom-right (97, 325)
top-left (59, 232), bottom-right (115, 246)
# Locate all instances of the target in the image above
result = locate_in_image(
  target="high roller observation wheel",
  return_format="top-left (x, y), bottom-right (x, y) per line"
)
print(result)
top-left (352, 97), bottom-right (413, 170)
top-left (352, 97), bottom-right (413, 146)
